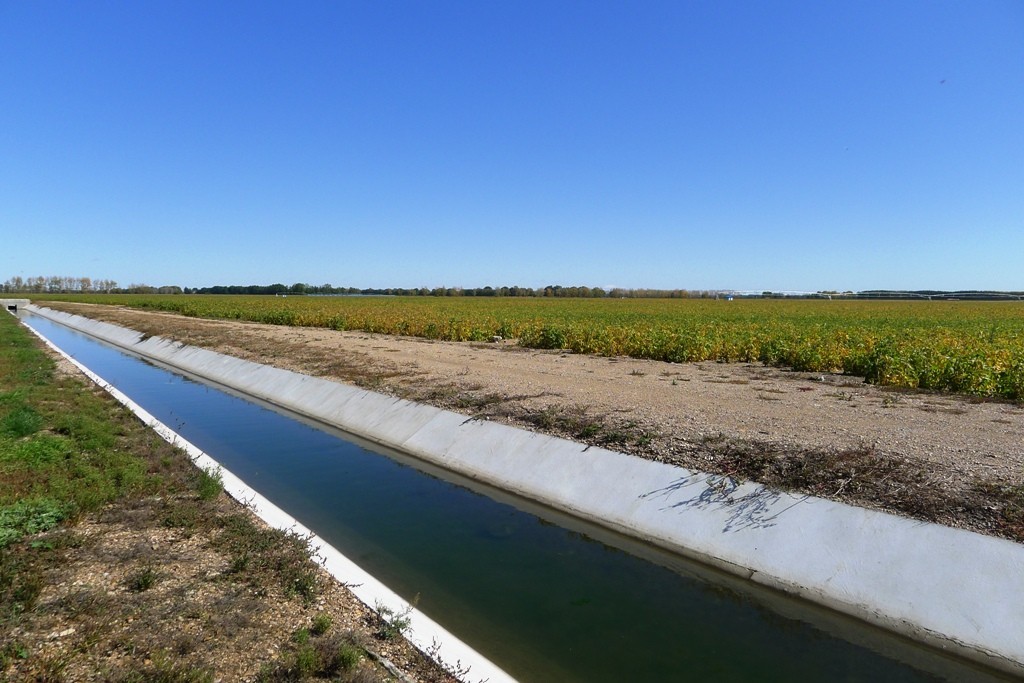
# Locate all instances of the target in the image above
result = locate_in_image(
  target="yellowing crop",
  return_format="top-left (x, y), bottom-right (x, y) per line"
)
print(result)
top-left (35, 295), bottom-right (1024, 401)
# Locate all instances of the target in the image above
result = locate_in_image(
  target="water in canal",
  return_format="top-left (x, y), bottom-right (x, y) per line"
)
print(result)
top-left (21, 312), bottom-right (1012, 683)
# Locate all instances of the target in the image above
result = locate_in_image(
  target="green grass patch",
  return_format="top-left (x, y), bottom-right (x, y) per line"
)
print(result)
top-left (1, 403), bottom-right (43, 438)
top-left (0, 314), bottom-right (155, 546)
top-left (0, 499), bottom-right (67, 549)
top-left (1, 433), bottom-right (73, 467)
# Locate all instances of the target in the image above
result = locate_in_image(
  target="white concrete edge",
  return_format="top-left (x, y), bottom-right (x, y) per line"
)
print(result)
top-left (22, 304), bottom-right (1024, 677)
top-left (18, 311), bottom-right (515, 683)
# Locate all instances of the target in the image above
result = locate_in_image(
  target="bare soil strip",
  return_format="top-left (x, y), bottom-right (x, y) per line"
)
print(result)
top-left (39, 302), bottom-right (1024, 544)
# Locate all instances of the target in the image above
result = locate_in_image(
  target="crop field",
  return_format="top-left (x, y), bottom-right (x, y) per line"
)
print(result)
top-left (32, 294), bottom-right (1024, 400)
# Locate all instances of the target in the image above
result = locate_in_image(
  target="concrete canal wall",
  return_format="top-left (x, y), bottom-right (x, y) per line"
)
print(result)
top-left (25, 304), bottom-right (1024, 677)
top-left (0, 298), bottom-right (29, 312)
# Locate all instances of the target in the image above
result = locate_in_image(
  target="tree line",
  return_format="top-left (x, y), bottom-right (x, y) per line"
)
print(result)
top-left (3, 276), bottom-right (716, 298)
top-left (7, 276), bottom-right (1019, 300)
top-left (183, 283), bottom-right (723, 298)
top-left (2, 276), bottom-right (181, 295)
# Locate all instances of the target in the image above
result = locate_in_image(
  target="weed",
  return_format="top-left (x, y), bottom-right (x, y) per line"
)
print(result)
top-left (973, 481), bottom-right (1024, 536)
top-left (14, 651), bottom-right (69, 680)
top-left (58, 587), bottom-right (114, 621)
top-left (0, 499), bottom-right (67, 549)
top-left (174, 632), bottom-right (201, 656)
top-left (229, 552), bottom-right (251, 574)
top-left (2, 434), bottom-right (66, 469)
top-left (600, 430), bottom-right (629, 445)
top-left (0, 640), bottom-right (30, 666)
top-left (213, 515), bottom-right (319, 601)
top-left (311, 611), bottom-right (333, 635)
top-left (1, 552), bottom-right (44, 618)
top-left (118, 650), bottom-right (214, 682)
top-left (374, 600), bottom-right (413, 641)
top-left (258, 630), bottom-right (369, 681)
top-left (294, 643), bottom-right (318, 673)
top-left (127, 565), bottom-right (159, 592)
top-left (703, 438), bottom-right (1020, 534)
top-left (206, 593), bottom-right (257, 637)
top-left (196, 466), bottom-right (223, 501)
top-left (528, 406), bottom-right (560, 429)
top-left (161, 498), bottom-right (207, 534)
top-left (318, 634), bottom-right (363, 674)
top-left (628, 369), bottom-right (646, 376)
top-left (425, 637), bottom-right (474, 681)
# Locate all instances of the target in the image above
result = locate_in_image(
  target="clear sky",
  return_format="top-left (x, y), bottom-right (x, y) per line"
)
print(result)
top-left (2, 1), bottom-right (1021, 292)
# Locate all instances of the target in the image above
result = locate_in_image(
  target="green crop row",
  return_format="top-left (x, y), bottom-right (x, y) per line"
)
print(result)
top-left (32, 294), bottom-right (1024, 400)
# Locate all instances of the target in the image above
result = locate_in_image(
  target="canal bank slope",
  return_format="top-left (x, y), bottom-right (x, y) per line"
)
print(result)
top-left (24, 303), bottom-right (1024, 677)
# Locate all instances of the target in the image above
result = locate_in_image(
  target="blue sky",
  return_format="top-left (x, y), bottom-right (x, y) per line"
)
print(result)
top-left (2, 1), bottom-right (1021, 291)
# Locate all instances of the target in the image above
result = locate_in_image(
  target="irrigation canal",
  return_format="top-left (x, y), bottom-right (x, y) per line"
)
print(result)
top-left (20, 311), bottom-right (1014, 683)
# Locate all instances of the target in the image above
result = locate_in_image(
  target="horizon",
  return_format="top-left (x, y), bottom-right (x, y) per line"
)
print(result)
top-left (2, 2), bottom-right (1022, 291)
top-left (6, 274), bottom-right (1024, 299)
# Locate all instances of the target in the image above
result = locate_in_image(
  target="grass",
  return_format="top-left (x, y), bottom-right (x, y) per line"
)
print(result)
top-left (0, 315), bottom-right (155, 547)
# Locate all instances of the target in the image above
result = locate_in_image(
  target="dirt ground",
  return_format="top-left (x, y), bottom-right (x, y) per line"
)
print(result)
top-left (39, 302), bottom-right (1024, 542)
